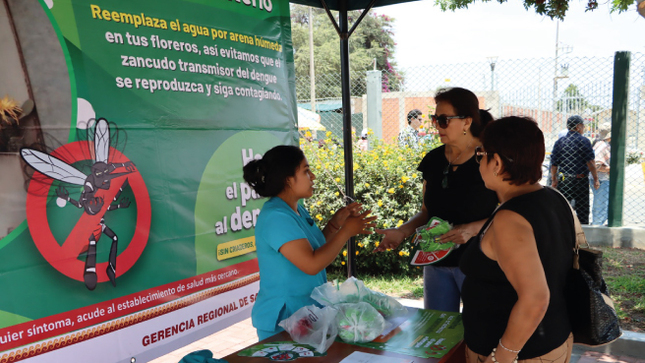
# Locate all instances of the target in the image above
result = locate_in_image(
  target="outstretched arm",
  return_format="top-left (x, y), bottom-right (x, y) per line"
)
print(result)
top-left (374, 181), bottom-right (429, 252)
top-left (437, 219), bottom-right (488, 245)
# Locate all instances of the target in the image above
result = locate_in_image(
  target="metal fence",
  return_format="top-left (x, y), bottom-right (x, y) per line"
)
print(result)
top-left (296, 52), bottom-right (645, 226)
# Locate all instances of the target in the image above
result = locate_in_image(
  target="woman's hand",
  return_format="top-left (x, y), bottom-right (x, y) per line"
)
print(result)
top-left (342, 210), bottom-right (377, 236)
top-left (373, 228), bottom-right (406, 252)
top-left (279, 210), bottom-right (374, 276)
top-left (329, 202), bottom-right (362, 230)
top-left (437, 223), bottom-right (475, 245)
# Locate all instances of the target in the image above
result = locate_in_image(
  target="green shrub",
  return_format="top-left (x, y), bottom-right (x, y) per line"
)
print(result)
top-left (300, 130), bottom-right (440, 277)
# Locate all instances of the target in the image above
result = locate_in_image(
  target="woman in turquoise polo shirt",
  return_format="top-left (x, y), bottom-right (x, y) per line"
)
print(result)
top-left (243, 145), bottom-right (375, 340)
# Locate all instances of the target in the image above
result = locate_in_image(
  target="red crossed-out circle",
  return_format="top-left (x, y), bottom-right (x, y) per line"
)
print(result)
top-left (26, 141), bottom-right (151, 283)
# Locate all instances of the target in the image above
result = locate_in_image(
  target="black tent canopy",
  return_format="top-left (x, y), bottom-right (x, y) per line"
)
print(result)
top-left (291, 0), bottom-right (417, 10)
top-left (289, 0), bottom-right (419, 276)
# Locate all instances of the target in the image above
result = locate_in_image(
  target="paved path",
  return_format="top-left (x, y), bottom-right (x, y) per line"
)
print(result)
top-left (575, 351), bottom-right (645, 363)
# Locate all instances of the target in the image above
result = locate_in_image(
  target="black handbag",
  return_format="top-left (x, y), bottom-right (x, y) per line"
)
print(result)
top-left (560, 191), bottom-right (622, 346)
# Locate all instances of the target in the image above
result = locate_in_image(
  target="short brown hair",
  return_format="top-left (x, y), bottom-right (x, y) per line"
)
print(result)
top-left (480, 116), bottom-right (544, 185)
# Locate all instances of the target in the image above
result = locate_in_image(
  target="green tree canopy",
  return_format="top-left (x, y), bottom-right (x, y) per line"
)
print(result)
top-left (434, 0), bottom-right (637, 20)
top-left (556, 83), bottom-right (601, 113)
top-left (291, 5), bottom-right (403, 100)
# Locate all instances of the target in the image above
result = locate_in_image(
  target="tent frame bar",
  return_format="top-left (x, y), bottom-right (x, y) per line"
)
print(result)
top-left (319, 0), bottom-right (377, 39)
top-left (316, 0), bottom-right (376, 277)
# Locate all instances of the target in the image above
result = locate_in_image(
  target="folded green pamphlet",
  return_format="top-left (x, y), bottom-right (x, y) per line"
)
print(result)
top-left (408, 217), bottom-right (454, 266)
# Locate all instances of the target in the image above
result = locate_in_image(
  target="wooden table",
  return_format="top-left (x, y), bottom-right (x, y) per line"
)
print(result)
top-left (223, 330), bottom-right (466, 363)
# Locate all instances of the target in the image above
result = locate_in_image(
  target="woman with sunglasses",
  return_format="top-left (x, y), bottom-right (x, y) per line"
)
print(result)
top-left (375, 87), bottom-right (498, 312)
top-left (243, 145), bottom-right (376, 340)
top-left (460, 116), bottom-right (573, 363)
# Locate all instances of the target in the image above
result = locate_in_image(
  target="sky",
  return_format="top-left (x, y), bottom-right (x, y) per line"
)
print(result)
top-left (376, 0), bottom-right (645, 68)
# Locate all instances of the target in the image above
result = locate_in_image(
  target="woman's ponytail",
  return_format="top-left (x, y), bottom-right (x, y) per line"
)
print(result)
top-left (479, 108), bottom-right (494, 129)
top-left (242, 145), bottom-right (305, 198)
top-left (243, 158), bottom-right (268, 195)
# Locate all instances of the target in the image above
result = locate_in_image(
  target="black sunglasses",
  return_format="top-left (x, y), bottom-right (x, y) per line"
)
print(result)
top-left (431, 115), bottom-right (466, 129)
top-left (475, 146), bottom-right (514, 164)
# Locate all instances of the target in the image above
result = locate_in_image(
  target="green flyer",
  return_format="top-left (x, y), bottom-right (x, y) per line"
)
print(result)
top-left (355, 309), bottom-right (464, 359)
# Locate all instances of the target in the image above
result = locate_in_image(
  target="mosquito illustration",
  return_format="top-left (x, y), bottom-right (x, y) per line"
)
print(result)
top-left (21, 118), bottom-right (135, 290)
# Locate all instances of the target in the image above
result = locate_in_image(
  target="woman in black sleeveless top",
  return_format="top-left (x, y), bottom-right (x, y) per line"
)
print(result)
top-left (460, 116), bottom-right (574, 363)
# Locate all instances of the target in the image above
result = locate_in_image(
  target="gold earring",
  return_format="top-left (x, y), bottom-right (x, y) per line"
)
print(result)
top-left (463, 130), bottom-right (467, 135)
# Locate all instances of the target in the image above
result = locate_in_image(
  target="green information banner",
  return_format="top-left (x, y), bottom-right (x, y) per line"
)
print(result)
top-left (0, 0), bottom-right (297, 361)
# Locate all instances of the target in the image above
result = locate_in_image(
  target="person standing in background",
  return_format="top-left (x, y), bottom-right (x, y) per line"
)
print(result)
top-left (592, 132), bottom-right (611, 225)
top-left (551, 115), bottom-right (599, 224)
top-left (592, 122), bottom-right (611, 147)
top-left (358, 129), bottom-right (369, 151)
top-left (398, 109), bottom-right (423, 150)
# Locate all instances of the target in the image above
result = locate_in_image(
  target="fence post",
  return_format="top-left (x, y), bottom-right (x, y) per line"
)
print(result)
top-left (366, 70), bottom-right (382, 142)
top-left (608, 51), bottom-right (630, 227)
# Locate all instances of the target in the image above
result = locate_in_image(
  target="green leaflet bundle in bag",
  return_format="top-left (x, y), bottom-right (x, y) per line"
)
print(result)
top-left (310, 277), bottom-right (408, 318)
top-left (336, 302), bottom-right (386, 343)
top-left (409, 217), bottom-right (454, 266)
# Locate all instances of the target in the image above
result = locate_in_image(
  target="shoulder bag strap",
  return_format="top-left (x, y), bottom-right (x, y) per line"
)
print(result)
top-left (546, 187), bottom-right (590, 269)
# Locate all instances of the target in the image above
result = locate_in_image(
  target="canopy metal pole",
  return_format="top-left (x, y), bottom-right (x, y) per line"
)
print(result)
top-left (338, 0), bottom-right (356, 278)
top-left (317, 0), bottom-right (377, 278)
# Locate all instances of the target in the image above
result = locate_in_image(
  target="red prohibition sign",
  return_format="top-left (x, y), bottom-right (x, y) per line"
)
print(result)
top-left (26, 141), bottom-right (151, 283)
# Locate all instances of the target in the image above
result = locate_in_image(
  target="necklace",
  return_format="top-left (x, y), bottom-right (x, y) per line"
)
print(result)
top-left (442, 139), bottom-right (473, 189)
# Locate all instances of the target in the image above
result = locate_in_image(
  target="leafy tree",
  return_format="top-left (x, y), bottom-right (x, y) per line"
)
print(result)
top-left (291, 5), bottom-right (403, 100)
top-left (435, 0), bottom-right (636, 20)
top-left (556, 84), bottom-right (601, 113)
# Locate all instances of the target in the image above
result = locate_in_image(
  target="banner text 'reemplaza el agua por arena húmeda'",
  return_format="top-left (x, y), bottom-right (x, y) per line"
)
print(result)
top-left (0, 0), bottom-right (297, 361)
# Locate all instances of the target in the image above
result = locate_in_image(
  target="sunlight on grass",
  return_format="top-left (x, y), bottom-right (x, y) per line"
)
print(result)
top-left (327, 272), bottom-right (424, 300)
top-left (606, 276), bottom-right (645, 294)
top-left (634, 300), bottom-right (645, 313)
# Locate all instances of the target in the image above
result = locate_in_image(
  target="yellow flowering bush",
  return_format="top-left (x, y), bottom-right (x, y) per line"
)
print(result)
top-left (301, 132), bottom-right (440, 276)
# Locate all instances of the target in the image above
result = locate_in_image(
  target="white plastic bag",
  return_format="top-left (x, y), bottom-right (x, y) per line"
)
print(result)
top-left (311, 277), bottom-right (408, 318)
top-left (335, 302), bottom-right (386, 343)
top-left (278, 305), bottom-right (338, 353)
